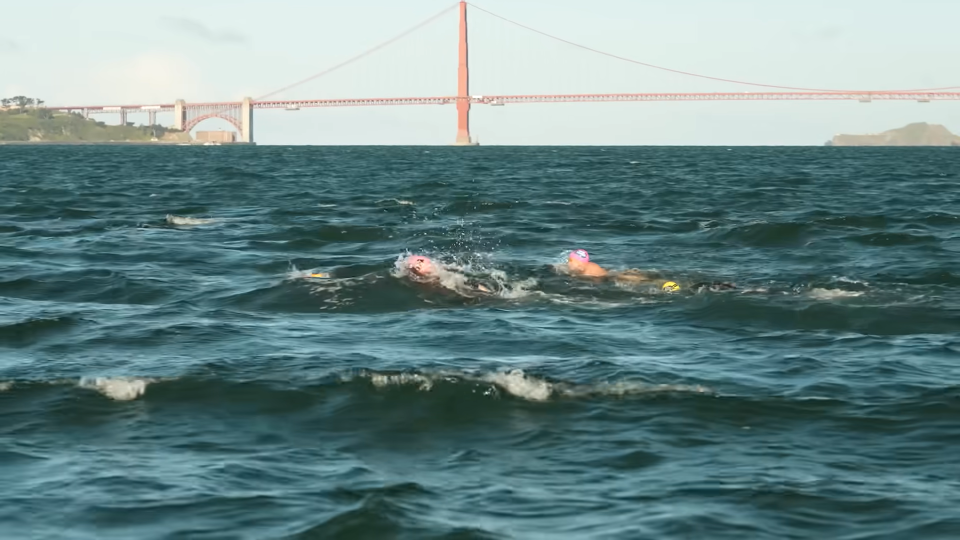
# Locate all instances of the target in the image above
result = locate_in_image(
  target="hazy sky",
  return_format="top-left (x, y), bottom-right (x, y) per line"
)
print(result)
top-left (3, 0), bottom-right (959, 145)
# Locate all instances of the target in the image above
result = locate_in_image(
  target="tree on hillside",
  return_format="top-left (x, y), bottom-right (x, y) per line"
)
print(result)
top-left (13, 96), bottom-right (30, 113)
top-left (35, 98), bottom-right (48, 118)
top-left (0, 98), bottom-right (9, 109)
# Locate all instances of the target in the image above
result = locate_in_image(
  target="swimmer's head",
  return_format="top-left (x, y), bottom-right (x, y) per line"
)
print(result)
top-left (568, 249), bottom-right (589, 267)
top-left (404, 255), bottom-right (437, 277)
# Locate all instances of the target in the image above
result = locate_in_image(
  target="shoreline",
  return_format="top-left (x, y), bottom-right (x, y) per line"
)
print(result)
top-left (0, 141), bottom-right (256, 146)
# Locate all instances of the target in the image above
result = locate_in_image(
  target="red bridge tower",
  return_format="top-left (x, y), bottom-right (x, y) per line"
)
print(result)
top-left (455, 1), bottom-right (477, 146)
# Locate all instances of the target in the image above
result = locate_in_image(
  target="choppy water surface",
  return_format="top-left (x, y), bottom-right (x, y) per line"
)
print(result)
top-left (1, 146), bottom-right (959, 539)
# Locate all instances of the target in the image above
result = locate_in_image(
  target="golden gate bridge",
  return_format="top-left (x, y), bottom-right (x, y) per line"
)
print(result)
top-left (46, 1), bottom-right (960, 145)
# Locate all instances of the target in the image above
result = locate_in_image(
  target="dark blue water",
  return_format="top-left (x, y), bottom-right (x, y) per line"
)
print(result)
top-left (1, 146), bottom-right (959, 539)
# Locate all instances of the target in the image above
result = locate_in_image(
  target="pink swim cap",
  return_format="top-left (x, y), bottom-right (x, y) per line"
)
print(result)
top-left (404, 255), bottom-right (435, 276)
top-left (569, 249), bottom-right (589, 263)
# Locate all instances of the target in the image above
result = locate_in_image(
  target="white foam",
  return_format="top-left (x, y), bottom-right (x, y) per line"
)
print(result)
top-left (540, 295), bottom-right (642, 308)
top-left (482, 369), bottom-right (553, 401)
top-left (287, 264), bottom-right (330, 281)
top-left (392, 255), bottom-right (537, 300)
top-left (377, 198), bottom-right (415, 206)
top-left (809, 288), bottom-right (864, 300)
top-left (739, 287), bottom-right (770, 294)
top-left (165, 214), bottom-right (216, 226)
top-left (369, 372), bottom-right (435, 391)
top-left (0, 381), bottom-right (12, 392)
top-left (353, 368), bottom-right (712, 403)
top-left (559, 380), bottom-right (711, 398)
top-left (496, 277), bottom-right (539, 299)
top-left (78, 377), bottom-right (152, 401)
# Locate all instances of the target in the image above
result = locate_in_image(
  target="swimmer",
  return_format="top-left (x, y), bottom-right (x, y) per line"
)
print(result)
top-left (565, 249), bottom-right (652, 283)
top-left (566, 249), bottom-right (609, 278)
top-left (564, 249), bottom-right (735, 292)
top-left (403, 255), bottom-right (492, 294)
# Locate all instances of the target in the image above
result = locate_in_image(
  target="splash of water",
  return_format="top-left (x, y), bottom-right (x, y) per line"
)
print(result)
top-left (165, 214), bottom-right (216, 226)
top-left (78, 377), bottom-right (152, 401)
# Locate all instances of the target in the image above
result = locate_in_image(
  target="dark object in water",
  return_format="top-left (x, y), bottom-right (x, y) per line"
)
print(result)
top-left (691, 281), bottom-right (737, 293)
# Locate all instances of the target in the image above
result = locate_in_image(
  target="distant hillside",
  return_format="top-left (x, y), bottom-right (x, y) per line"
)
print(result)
top-left (0, 110), bottom-right (190, 143)
top-left (829, 122), bottom-right (960, 146)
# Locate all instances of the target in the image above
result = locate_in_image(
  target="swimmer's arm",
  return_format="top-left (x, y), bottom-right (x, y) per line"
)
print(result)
top-left (611, 270), bottom-right (652, 282)
top-left (462, 278), bottom-right (492, 294)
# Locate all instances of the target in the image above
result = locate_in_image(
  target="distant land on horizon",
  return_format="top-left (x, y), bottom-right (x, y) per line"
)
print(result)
top-left (5, 101), bottom-right (960, 147)
top-left (0, 109), bottom-right (190, 144)
top-left (828, 122), bottom-right (960, 147)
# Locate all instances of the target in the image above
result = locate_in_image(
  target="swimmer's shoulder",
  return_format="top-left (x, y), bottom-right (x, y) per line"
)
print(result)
top-left (584, 263), bottom-right (609, 277)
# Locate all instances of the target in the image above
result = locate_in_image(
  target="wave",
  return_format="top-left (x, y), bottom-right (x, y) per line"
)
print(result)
top-left (849, 232), bottom-right (939, 246)
top-left (809, 214), bottom-right (890, 229)
top-left (440, 200), bottom-right (527, 216)
top-left (4, 368), bottom-right (959, 438)
top-left (870, 269), bottom-right (960, 287)
top-left (79, 376), bottom-right (153, 401)
top-left (363, 369), bottom-right (711, 402)
top-left (701, 217), bottom-right (953, 249)
top-left (246, 224), bottom-right (392, 246)
top-left (0, 315), bottom-right (82, 348)
top-left (165, 214), bottom-right (217, 226)
top-left (376, 198), bottom-right (416, 207)
top-left (0, 270), bottom-right (171, 306)
top-left (681, 293), bottom-right (960, 335)
top-left (286, 482), bottom-right (504, 539)
top-left (707, 221), bottom-right (814, 247)
top-left (8, 219), bottom-right (132, 238)
top-left (209, 165), bottom-right (273, 181)
top-left (0, 369), bottom-right (710, 404)
top-left (908, 211), bottom-right (960, 227)
top-left (807, 288), bottom-right (864, 300)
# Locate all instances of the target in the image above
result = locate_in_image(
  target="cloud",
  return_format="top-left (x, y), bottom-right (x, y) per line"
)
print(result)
top-left (85, 52), bottom-right (207, 103)
top-left (162, 18), bottom-right (247, 44)
top-left (0, 39), bottom-right (17, 53)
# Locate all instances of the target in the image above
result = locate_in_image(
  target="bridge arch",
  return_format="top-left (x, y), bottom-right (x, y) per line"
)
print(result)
top-left (183, 113), bottom-right (242, 133)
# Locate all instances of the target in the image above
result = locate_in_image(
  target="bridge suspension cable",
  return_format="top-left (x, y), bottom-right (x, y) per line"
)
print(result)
top-left (257, 3), bottom-right (458, 100)
top-left (467, 2), bottom-right (960, 94)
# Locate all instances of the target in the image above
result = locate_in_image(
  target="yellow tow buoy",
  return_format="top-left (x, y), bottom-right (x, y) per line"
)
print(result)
top-left (662, 281), bottom-right (680, 292)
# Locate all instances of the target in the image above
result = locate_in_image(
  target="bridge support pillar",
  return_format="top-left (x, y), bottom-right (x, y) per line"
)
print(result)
top-left (240, 97), bottom-right (254, 143)
top-left (148, 110), bottom-right (157, 126)
top-left (173, 99), bottom-right (186, 131)
top-left (82, 108), bottom-right (89, 119)
top-left (454, 1), bottom-right (476, 146)
top-left (119, 110), bottom-right (128, 126)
